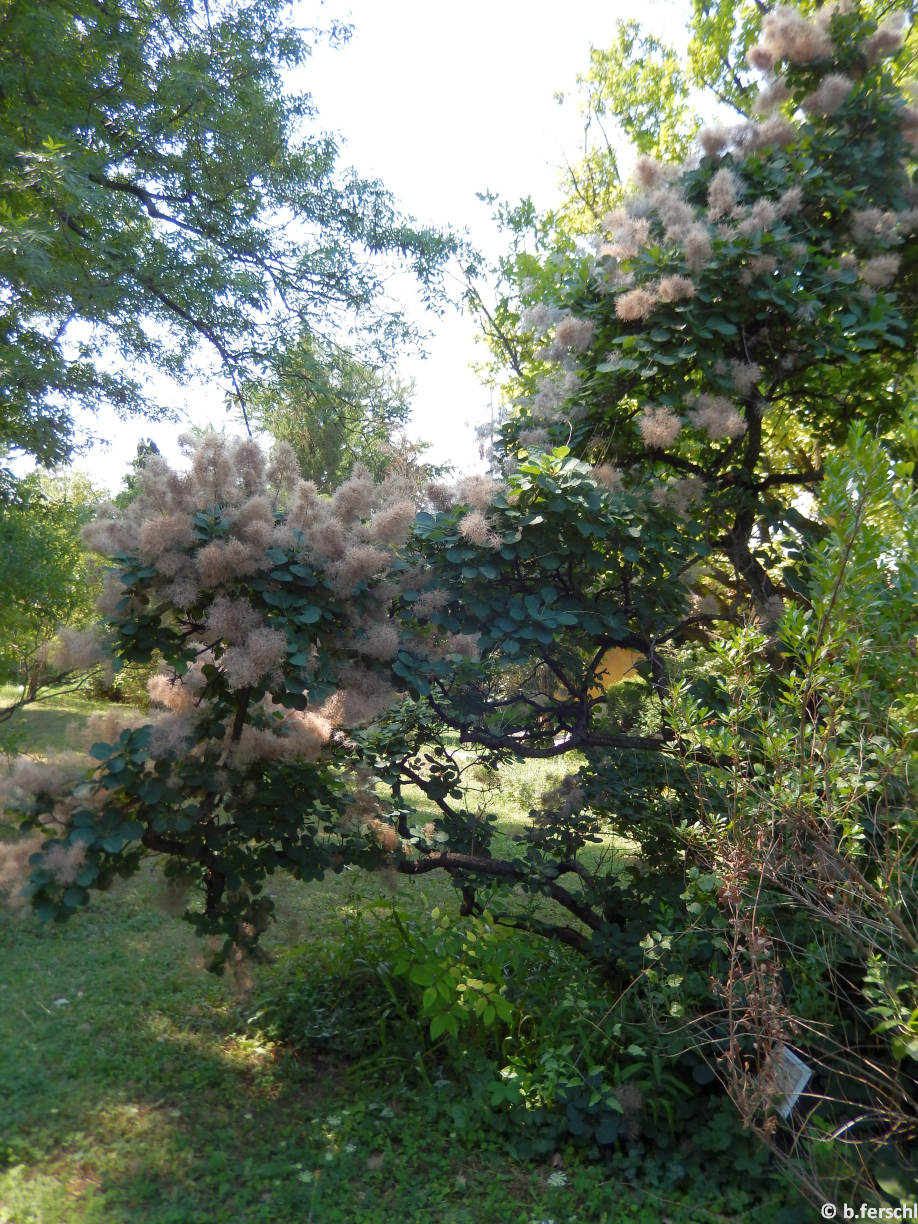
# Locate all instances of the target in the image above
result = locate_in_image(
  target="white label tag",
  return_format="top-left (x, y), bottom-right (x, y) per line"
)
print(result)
top-left (767, 1044), bottom-right (813, 1119)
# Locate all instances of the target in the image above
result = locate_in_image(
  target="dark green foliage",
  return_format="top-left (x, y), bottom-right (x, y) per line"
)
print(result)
top-left (250, 896), bottom-right (791, 1213)
top-left (404, 446), bottom-right (705, 754)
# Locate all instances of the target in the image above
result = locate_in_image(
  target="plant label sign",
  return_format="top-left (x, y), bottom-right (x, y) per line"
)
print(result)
top-left (768, 1044), bottom-right (813, 1119)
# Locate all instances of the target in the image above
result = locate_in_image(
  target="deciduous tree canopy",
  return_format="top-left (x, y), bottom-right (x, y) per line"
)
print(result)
top-left (0, 0), bottom-right (453, 472)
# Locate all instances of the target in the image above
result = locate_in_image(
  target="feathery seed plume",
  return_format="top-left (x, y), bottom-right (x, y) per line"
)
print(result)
top-left (753, 79), bottom-right (792, 114)
top-left (747, 116), bottom-right (797, 152)
top-left (747, 44), bottom-right (777, 72)
top-left (45, 626), bottom-right (108, 674)
top-left (309, 517), bottom-right (348, 560)
top-left (196, 538), bottom-right (260, 587)
top-left (690, 395), bottom-right (747, 440)
top-left (332, 466), bottom-right (374, 523)
top-left (682, 224), bottom-right (713, 271)
top-left (206, 595), bottom-right (265, 644)
top-left (221, 626), bottom-right (288, 691)
top-left (730, 361), bottom-right (763, 395)
top-left (446, 633), bottom-right (480, 659)
top-left (802, 74), bottom-right (853, 116)
top-left (266, 440), bottom-right (300, 495)
top-left (233, 438), bottom-right (266, 494)
top-left (138, 514), bottom-right (194, 559)
top-left (699, 127), bottom-right (731, 158)
top-left (426, 481), bottom-right (455, 513)
top-left (356, 622), bottom-right (400, 661)
top-left (165, 577), bottom-right (201, 609)
top-left (458, 510), bottom-right (500, 549)
top-left (517, 428), bottom-right (550, 448)
top-left (633, 155), bottom-right (666, 190)
top-left (601, 213), bottom-right (652, 259)
top-left (370, 500), bottom-right (417, 547)
top-left (592, 464), bottom-right (623, 492)
top-left (860, 254), bottom-right (900, 287)
top-left (43, 842), bottom-right (88, 886)
top-left (191, 435), bottom-right (236, 504)
top-left (866, 14), bottom-right (907, 63)
top-left (616, 287), bottom-right (658, 322)
top-left (707, 168), bottom-right (741, 221)
top-left (657, 274), bottom-right (696, 303)
top-left (148, 672), bottom-right (197, 714)
top-left (554, 314), bottom-right (596, 353)
top-left (775, 186), bottom-right (803, 217)
top-left (329, 544), bottom-right (390, 593)
top-left (736, 200), bottom-right (778, 236)
top-left (637, 406), bottom-right (682, 449)
top-left (457, 474), bottom-right (501, 511)
top-left (414, 589), bottom-right (450, 619)
top-left (758, 7), bottom-right (832, 63)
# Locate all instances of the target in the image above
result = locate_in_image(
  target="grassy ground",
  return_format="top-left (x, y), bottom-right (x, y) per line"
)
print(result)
top-left (0, 684), bottom-right (112, 757)
top-left (0, 689), bottom-right (802, 1223)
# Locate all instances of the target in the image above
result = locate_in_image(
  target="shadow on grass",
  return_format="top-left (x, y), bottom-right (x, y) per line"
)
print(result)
top-left (0, 868), bottom-right (559, 1224)
top-left (0, 868), bottom-right (802, 1224)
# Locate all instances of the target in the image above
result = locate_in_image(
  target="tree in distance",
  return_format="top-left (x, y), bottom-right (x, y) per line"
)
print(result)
top-left (0, 0), bottom-right (454, 474)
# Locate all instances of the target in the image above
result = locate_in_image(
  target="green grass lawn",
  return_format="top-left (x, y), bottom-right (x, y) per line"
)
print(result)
top-left (0, 689), bottom-right (801, 1223)
top-left (0, 683), bottom-right (114, 757)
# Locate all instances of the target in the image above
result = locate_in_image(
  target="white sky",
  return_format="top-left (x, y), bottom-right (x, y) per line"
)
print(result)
top-left (71, 0), bottom-right (689, 492)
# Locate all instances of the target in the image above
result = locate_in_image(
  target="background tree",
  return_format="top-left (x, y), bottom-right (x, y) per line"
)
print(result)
top-left (244, 333), bottom-right (426, 488)
top-left (0, 470), bottom-right (102, 692)
top-left (0, 0), bottom-right (454, 475)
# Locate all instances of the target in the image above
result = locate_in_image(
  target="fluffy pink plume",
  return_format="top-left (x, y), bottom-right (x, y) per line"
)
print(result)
top-left (370, 500), bottom-right (417, 547)
top-left (196, 538), bottom-right (260, 587)
top-left (457, 474), bottom-right (501, 511)
top-left (752, 80), bottom-right (791, 115)
top-left (681, 225), bottom-right (713, 271)
top-left (757, 7), bottom-right (832, 64)
top-left (802, 74), bottom-right (853, 116)
top-left (191, 435), bottom-right (236, 504)
top-left (332, 466), bottom-right (374, 522)
top-left (0, 835), bottom-right (44, 907)
top-left (707, 168), bottom-right (741, 221)
top-left (458, 510), bottom-right (499, 549)
top-left (266, 440), bottom-right (300, 493)
top-left (206, 595), bottom-right (265, 644)
top-left (637, 406), bottom-right (682, 449)
top-left (43, 842), bottom-right (88, 886)
top-left (657, 275), bottom-right (696, 303)
top-left (233, 438), bottom-right (266, 494)
top-left (148, 672), bottom-right (198, 714)
top-left (554, 314), bottom-right (596, 353)
top-left (329, 544), bottom-right (390, 593)
top-left (221, 626), bottom-right (288, 690)
top-left (601, 212), bottom-right (652, 260)
top-left (615, 287), bottom-right (658, 322)
top-left (44, 626), bottom-right (107, 674)
top-left (690, 395), bottom-right (747, 440)
top-left (860, 255), bottom-right (900, 287)
top-left (413, 588), bottom-right (450, 619)
top-left (592, 464), bottom-right (623, 492)
top-left (356, 622), bottom-right (400, 661)
top-left (137, 513), bottom-right (194, 559)
top-left (632, 156), bottom-right (665, 190)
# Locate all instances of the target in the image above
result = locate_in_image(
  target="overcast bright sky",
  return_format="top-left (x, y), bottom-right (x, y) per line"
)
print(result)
top-left (75, 0), bottom-right (689, 492)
